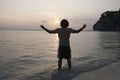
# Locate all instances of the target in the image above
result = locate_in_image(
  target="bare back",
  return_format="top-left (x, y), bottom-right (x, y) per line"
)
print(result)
top-left (55, 28), bottom-right (74, 42)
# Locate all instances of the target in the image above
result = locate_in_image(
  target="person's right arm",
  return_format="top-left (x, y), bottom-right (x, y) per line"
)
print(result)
top-left (70, 24), bottom-right (87, 33)
top-left (40, 25), bottom-right (58, 34)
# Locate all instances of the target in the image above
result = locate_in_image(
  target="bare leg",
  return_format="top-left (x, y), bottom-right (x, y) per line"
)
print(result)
top-left (67, 58), bottom-right (71, 69)
top-left (58, 58), bottom-right (62, 70)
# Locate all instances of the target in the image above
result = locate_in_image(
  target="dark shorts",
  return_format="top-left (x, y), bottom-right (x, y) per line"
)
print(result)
top-left (58, 46), bottom-right (71, 59)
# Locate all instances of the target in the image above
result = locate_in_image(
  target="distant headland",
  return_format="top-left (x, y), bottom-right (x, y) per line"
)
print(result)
top-left (93, 9), bottom-right (120, 31)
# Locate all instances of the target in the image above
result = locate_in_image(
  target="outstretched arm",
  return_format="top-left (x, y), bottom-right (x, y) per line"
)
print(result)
top-left (71, 24), bottom-right (87, 33)
top-left (40, 25), bottom-right (58, 34)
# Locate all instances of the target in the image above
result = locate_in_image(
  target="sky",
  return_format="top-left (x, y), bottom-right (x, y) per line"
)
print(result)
top-left (0, 0), bottom-right (120, 30)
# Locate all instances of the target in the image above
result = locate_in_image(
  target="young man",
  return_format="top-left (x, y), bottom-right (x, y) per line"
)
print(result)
top-left (40, 19), bottom-right (86, 70)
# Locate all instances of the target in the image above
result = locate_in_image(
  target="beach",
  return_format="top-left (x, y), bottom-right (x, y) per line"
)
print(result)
top-left (72, 62), bottom-right (120, 80)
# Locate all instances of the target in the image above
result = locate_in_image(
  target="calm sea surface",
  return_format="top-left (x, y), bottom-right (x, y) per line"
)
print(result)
top-left (0, 30), bottom-right (120, 80)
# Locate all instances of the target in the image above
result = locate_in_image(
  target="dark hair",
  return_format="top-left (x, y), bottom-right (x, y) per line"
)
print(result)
top-left (60, 19), bottom-right (69, 28)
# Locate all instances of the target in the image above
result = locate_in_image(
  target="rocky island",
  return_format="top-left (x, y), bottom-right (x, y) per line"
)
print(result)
top-left (93, 9), bottom-right (120, 31)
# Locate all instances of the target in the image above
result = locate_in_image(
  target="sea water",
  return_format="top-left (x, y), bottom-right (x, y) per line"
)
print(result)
top-left (0, 30), bottom-right (120, 80)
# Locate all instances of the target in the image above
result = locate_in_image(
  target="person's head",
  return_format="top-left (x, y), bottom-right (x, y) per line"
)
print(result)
top-left (60, 19), bottom-right (69, 28)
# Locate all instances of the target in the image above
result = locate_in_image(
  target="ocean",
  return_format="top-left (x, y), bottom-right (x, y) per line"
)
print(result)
top-left (0, 30), bottom-right (120, 80)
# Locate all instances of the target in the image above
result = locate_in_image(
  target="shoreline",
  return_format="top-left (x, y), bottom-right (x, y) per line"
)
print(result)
top-left (72, 62), bottom-right (120, 80)
top-left (25, 62), bottom-right (120, 80)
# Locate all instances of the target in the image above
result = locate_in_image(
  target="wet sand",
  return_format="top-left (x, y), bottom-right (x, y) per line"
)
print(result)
top-left (72, 62), bottom-right (120, 80)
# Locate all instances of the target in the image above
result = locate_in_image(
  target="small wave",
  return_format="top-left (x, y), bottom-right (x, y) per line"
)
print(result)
top-left (25, 57), bottom-right (120, 80)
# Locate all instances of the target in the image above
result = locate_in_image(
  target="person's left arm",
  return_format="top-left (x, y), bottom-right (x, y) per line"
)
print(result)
top-left (40, 25), bottom-right (58, 34)
top-left (70, 24), bottom-right (87, 33)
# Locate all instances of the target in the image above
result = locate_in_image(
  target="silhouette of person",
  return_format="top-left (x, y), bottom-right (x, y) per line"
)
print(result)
top-left (40, 19), bottom-right (86, 70)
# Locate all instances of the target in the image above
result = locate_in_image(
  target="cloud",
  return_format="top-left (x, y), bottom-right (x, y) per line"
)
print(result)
top-left (41, 20), bottom-right (49, 23)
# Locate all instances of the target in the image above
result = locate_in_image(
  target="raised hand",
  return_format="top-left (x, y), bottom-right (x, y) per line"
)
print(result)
top-left (40, 25), bottom-right (45, 29)
top-left (83, 24), bottom-right (87, 28)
